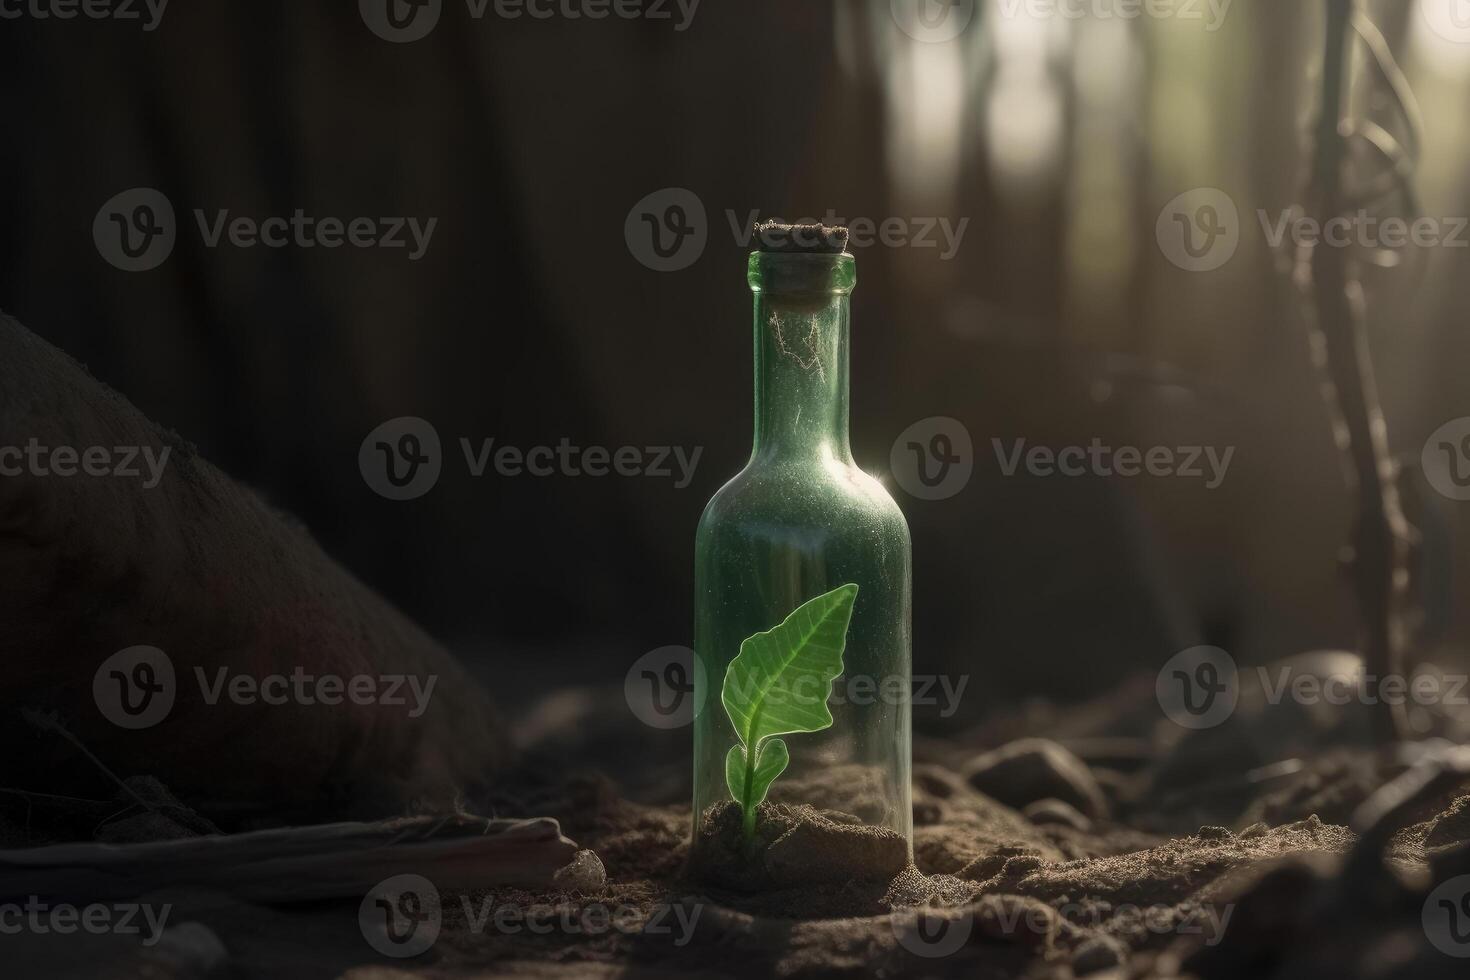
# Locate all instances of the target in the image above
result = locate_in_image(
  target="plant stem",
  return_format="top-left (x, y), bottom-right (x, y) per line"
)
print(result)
top-left (1305, 0), bottom-right (1413, 742)
top-left (741, 749), bottom-right (757, 839)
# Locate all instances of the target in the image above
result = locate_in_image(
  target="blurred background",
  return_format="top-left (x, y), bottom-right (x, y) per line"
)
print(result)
top-left (2, 0), bottom-right (1468, 747)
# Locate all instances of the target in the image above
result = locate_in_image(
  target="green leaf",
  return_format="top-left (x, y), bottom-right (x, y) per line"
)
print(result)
top-left (724, 738), bottom-right (789, 816)
top-left (721, 583), bottom-right (858, 837)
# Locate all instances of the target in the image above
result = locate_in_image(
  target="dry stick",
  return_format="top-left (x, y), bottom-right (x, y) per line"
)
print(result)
top-left (18, 709), bottom-right (156, 813)
top-left (1303, 0), bottom-right (1414, 742)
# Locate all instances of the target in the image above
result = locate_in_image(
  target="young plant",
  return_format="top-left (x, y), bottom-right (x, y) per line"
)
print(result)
top-left (721, 583), bottom-right (859, 839)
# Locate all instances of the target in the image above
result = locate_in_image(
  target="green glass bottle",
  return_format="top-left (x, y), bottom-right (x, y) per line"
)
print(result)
top-left (691, 223), bottom-right (913, 872)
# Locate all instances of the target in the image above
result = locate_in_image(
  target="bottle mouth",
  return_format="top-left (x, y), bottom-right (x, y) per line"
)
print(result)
top-left (752, 221), bottom-right (850, 255)
top-left (747, 220), bottom-right (856, 297)
top-left (748, 253), bottom-right (856, 298)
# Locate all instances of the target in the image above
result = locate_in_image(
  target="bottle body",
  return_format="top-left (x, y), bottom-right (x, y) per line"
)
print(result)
top-left (691, 250), bottom-right (913, 866)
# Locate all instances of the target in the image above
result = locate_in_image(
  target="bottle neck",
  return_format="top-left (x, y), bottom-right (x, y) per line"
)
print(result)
top-left (748, 253), bottom-right (855, 464)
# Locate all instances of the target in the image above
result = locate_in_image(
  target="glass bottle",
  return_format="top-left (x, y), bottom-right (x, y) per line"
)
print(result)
top-left (690, 226), bottom-right (913, 876)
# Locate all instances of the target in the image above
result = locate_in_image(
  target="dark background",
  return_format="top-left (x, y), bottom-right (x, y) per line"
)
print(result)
top-left (2, 0), bottom-right (1467, 736)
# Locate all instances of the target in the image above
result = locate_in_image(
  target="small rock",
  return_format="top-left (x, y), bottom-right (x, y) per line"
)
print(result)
top-left (1023, 798), bottom-right (1092, 833)
top-left (1425, 796), bottom-right (1470, 853)
top-left (552, 849), bottom-right (607, 892)
top-left (964, 738), bottom-right (1109, 819)
top-left (1073, 936), bottom-right (1126, 974)
top-left (148, 921), bottom-right (230, 974)
top-left (913, 799), bottom-right (945, 826)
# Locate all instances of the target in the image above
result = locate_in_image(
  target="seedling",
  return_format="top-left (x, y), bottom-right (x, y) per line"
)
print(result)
top-left (721, 583), bottom-right (859, 839)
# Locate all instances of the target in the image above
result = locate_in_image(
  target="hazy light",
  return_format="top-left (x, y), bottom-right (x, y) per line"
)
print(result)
top-left (1411, 0), bottom-right (1470, 79)
top-left (885, 37), bottom-right (968, 202)
top-left (986, 0), bottom-right (1068, 189)
top-left (986, 78), bottom-right (1066, 184)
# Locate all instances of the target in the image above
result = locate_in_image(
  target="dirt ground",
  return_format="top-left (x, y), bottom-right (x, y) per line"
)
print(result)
top-left (9, 655), bottom-right (1470, 980)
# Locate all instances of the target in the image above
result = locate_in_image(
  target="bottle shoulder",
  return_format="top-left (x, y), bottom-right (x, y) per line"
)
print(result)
top-left (696, 457), bottom-right (910, 542)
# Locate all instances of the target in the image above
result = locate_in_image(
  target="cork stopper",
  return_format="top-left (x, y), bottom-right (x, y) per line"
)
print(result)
top-left (753, 220), bottom-right (850, 254)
